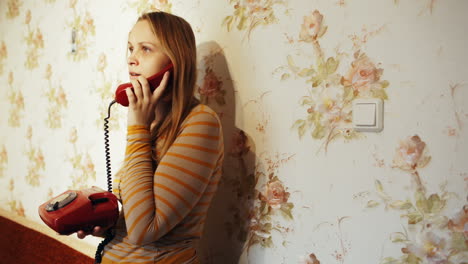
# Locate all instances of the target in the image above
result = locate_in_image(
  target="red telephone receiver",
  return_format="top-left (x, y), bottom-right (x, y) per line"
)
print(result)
top-left (115, 63), bottom-right (174, 107)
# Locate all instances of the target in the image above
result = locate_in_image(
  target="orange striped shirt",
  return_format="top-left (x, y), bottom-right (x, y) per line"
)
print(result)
top-left (102, 104), bottom-right (223, 264)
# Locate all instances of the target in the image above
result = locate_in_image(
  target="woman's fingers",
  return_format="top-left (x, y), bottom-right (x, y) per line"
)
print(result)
top-left (127, 77), bottom-right (155, 107)
top-left (125, 88), bottom-right (136, 106)
top-left (151, 71), bottom-right (170, 103)
top-left (77, 230), bottom-right (90, 239)
top-left (76, 226), bottom-right (108, 239)
top-left (137, 76), bottom-right (152, 101)
top-left (127, 72), bottom-right (170, 107)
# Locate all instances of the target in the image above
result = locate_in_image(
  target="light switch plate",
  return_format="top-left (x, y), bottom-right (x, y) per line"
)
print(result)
top-left (352, 98), bottom-right (383, 132)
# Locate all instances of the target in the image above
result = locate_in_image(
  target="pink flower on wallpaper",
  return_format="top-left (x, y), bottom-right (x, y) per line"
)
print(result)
top-left (243, 0), bottom-right (266, 16)
top-left (403, 231), bottom-right (450, 264)
top-left (57, 86), bottom-right (68, 106)
top-left (342, 53), bottom-right (383, 95)
top-left (199, 68), bottom-right (223, 98)
top-left (393, 135), bottom-right (431, 171)
top-left (15, 91), bottom-right (24, 108)
top-left (316, 97), bottom-right (347, 126)
top-left (448, 205), bottom-right (468, 239)
top-left (299, 253), bottom-right (321, 264)
top-left (299, 10), bottom-right (325, 42)
top-left (84, 13), bottom-right (94, 29)
top-left (34, 29), bottom-right (44, 48)
top-left (230, 130), bottom-right (250, 158)
top-left (261, 179), bottom-right (290, 209)
top-left (0, 41), bottom-right (7, 59)
top-left (6, 0), bottom-right (21, 19)
top-left (78, 12), bottom-right (95, 37)
top-left (0, 145), bottom-right (7, 164)
top-left (34, 149), bottom-right (45, 169)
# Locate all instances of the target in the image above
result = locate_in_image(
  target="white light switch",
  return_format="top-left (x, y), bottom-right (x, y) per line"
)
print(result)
top-left (353, 103), bottom-right (376, 126)
top-left (352, 98), bottom-right (383, 132)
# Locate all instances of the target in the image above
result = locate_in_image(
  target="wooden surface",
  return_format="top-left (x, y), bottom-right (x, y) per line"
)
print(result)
top-left (0, 209), bottom-right (95, 264)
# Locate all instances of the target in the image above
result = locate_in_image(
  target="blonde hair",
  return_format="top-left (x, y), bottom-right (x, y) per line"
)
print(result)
top-left (137, 11), bottom-right (199, 162)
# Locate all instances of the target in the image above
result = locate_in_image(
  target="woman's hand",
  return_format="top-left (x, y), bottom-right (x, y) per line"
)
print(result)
top-left (125, 71), bottom-right (171, 127)
top-left (76, 225), bottom-right (111, 239)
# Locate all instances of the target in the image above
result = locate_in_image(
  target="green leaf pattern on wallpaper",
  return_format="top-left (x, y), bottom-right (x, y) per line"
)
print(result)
top-left (8, 179), bottom-right (25, 217)
top-left (25, 126), bottom-right (46, 187)
top-left (7, 72), bottom-right (25, 127)
top-left (44, 65), bottom-right (68, 129)
top-left (285, 10), bottom-right (389, 152)
top-left (67, 128), bottom-right (97, 190)
top-left (0, 41), bottom-right (7, 75)
top-left (127, 0), bottom-right (172, 14)
top-left (67, 0), bottom-right (95, 62)
top-left (367, 135), bottom-right (468, 264)
top-left (24, 10), bottom-right (44, 70)
top-left (223, 0), bottom-right (286, 38)
top-left (6, 0), bottom-right (21, 20)
top-left (0, 145), bottom-right (7, 178)
top-left (94, 53), bottom-right (122, 130)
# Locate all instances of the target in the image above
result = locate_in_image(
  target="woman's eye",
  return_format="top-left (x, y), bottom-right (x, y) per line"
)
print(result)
top-left (128, 47), bottom-right (133, 53)
top-left (143, 46), bottom-right (151, 52)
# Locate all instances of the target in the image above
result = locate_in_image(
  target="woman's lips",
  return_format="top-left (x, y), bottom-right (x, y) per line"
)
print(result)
top-left (129, 72), bottom-right (140, 80)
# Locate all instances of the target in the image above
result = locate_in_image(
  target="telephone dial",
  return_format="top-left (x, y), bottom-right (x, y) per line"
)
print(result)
top-left (38, 63), bottom-right (173, 263)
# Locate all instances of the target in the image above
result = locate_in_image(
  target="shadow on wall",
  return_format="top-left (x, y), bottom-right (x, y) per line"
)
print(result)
top-left (195, 41), bottom-right (257, 264)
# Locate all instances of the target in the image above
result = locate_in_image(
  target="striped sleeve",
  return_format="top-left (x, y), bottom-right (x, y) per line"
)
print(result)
top-left (120, 108), bottom-right (222, 245)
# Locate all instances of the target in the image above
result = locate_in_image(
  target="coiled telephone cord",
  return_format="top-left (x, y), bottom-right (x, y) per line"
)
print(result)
top-left (103, 100), bottom-right (116, 193)
top-left (95, 100), bottom-right (116, 264)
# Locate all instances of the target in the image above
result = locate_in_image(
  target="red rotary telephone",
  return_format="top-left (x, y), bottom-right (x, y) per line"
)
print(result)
top-left (38, 186), bottom-right (119, 235)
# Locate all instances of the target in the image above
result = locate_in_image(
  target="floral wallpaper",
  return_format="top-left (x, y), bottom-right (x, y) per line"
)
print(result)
top-left (367, 135), bottom-right (467, 263)
top-left (285, 10), bottom-right (389, 152)
top-left (44, 64), bottom-right (68, 129)
top-left (224, 0), bottom-right (287, 39)
top-left (24, 10), bottom-right (44, 70)
top-left (0, 0), bottom-right (467, 263)
top-left (67, 0), bottom-right (95, 61)
top-left (25, 126), bottom-right (45, 187)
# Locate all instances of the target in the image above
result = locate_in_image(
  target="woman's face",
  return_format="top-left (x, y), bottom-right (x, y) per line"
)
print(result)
top-left (127, 19), bottom-right (171, 81)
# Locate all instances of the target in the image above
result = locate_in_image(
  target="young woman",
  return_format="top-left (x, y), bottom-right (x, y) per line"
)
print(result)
top-left (78, 11), bottom-right (224, 263)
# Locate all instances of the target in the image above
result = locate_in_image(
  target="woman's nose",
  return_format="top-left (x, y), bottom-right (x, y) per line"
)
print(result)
top-left (127, 52), bottom-right (138, 66)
